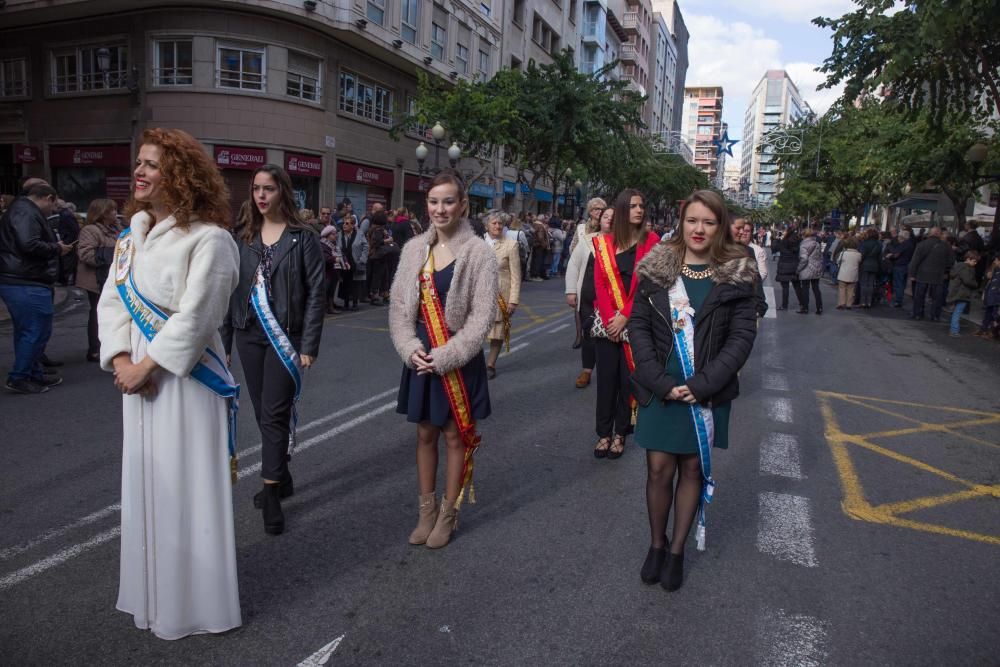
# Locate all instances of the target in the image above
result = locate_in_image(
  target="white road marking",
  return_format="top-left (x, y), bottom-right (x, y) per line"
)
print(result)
top-left (759, 433), bottom-right (804, 480)
top-left (761, 373), bottom-right (790, 392)
top-left (763, 351), bottom-right (784, 370)
top-left (756, 608), bottom-right (829, 667)
top-left (0, 318), bottom-right (554, 590)
top-left (503, 342), bottom-right (529, 356)
top-left (298, 634), bottom-right (346, 666)
top-left (546, 322), bottom-right (571, 334)
top-left (767, 397), bottom-right (794, 423)
top-left (763, 286), bottom-right (777, 319)
top-left (757, 492), bottom-right (818, 567)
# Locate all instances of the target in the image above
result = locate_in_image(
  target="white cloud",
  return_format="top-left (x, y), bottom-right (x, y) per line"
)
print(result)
top-left (784, 62), bottom-right (845, 115)
top-left (678, 0), bottom-right (855, 24)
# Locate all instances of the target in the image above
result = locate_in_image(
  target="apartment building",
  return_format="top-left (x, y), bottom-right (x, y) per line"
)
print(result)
top-left (654, 0), bottom-right (688, 134)
top-left (578, 1), bottom-right (627, 80)
top-left (648, 11), bottom-right (678, 137)
top-left (680, 85), bottom-right (726, 184)
top-left (0, 0), bottom-right (504, 216)
top-left (740, 69), bottom-right (810, 205)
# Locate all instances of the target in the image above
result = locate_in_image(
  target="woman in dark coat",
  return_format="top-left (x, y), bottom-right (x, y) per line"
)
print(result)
top-left (629, 189), bottom-right (758, 592)
top-left (857, 228), bottom-right (882, 308)
top-left (222, 164), bottom-right (326, 536)
top-left (775, 228), bottom-right (801, 310)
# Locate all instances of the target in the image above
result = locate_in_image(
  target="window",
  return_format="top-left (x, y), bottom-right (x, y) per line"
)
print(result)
top-left (569, 0), bottom-right (577, 23)
top-left (513, 0), bottom-right (525, 26)
top-left (367, 0), bottom-right (385, 25)
top-left (217, 44), bottom-right (265, 90)
top-left (510, 55), bottom-right (522, 70)
top-left (431, 23), bottom-right (447, 61)
top-left (480, 1), bottom-right (491, 18)
top-left (478, 49), bottom-right (490, 77)
top-left (339, 69), bottom-right (393, 126)
top-left (401, 0), bottom-right (419, 44)
top-left (406, 96), bottom-right (429, 137)
top-left (287, 51), bottom-right (321, 102)
top-left (456, 44), bottom-right (468, 74)
top-left (154, 40), bottom-right (192, 86)
top-left (51, 44), bottom-right (128, 94)
top-left (0, 58), bottom-right (28, 97)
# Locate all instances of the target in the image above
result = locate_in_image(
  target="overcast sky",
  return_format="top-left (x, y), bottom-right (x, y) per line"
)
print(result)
top-left (664, 0), bottom-right (854, 161)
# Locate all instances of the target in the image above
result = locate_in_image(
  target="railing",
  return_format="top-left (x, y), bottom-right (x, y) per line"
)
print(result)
top-left (620, 44), bottom-right (638, 61)
top-left (623, 10), bottom-right (639, 30)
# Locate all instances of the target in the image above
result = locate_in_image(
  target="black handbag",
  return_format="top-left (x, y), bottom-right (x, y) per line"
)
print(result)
top-left (94, 245), bottom-right (115, 287)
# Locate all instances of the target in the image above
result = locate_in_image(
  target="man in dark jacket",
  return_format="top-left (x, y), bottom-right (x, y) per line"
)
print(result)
top-left (0, 183), bottom-right (73, 393)
top-left (908, 226), bottom-right (954, 321)
top-left (886, 230), bottom-right (915, 307)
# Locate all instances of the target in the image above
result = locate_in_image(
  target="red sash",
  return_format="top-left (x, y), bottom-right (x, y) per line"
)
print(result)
top-left (592, 235), bottom-right (637, 417)
top-left (419, 253), bottom-right (481, 508)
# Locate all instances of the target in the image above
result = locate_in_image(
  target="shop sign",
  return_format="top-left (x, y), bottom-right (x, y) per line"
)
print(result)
top-left (15, 144), bottom-right (41, 164)
top-left (49, 145), bottom-right (131, 167)
top-left (214, 146), bottom-right (267, 171)
top-left (286, 152), bottom-right (322, 177)
top-left (403, 174), bottom-right (430, 192)
top-left (469, 182), bottom-right (494, 198)
top-left (337, 160), bottom-right (394, 188)
top-left (503, 181), bottom-right (516, 195)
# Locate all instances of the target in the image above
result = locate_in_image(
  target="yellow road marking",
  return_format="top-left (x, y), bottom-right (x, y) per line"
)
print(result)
top-left (817, 391), bottom-right (1000, 546)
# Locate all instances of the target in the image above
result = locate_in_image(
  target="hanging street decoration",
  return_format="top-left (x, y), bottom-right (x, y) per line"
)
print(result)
top-left (713, 130), bottom-right (739, 157)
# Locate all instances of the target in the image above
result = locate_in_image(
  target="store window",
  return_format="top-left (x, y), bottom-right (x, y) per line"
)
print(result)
top-left (0, 58), bottom-right (29, 97)
top-left (50, 44), bottom-right (128, 93)
top-left (339, 69), bottom-right (393, 126)
top-left (401, 0), bottom-right (420, 44)
top-left (287, 51), bottom-right (321, 102)
top-left (153, 40), bottom-right (193, 86)
top-left (216, 43), bottom-right (265, 91)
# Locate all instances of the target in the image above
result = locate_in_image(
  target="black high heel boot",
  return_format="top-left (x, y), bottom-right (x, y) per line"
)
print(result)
top-left (661, 551), bottom-right (684, 591)
top-left (640, 540), bottom-right (668, 584)
top-left (261, 484), bottom-right (285, 535)
top-left (254, 471), bottom-right (294, 508)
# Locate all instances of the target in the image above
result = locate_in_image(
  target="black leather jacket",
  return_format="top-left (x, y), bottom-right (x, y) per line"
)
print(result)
top-left (0, 197), bottom-right (60, 287)
top-left (629, 277), bottom-right (757, 408)
top-left (222, 226), bottom-right (326, 357)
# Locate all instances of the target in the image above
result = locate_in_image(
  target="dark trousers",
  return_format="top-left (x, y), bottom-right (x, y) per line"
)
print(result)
top-left (530, 249), bottom-right (547, 278)
top-left (796, 279), bottom-right (822, 311)
top-left (0, 284), bottom-right (53, 382)
top-left (235, 319), bottom-right (297, 482)
top-left (580, 304), bottom-right (596, 370)
top-left (859, 271), bottom-right (878, 306)
top-left (594, 337), bottom-right (631, 438)
top-left (983, 305), bottom-right (998, 332)
top-left (891, 266), bottom-right (908, 306)
top-left (779, 280), bottom-right (800, 308)
top-left (87, 290), bottom-right (100, 355)
top-left (912, 281), bottom-right (944, 320)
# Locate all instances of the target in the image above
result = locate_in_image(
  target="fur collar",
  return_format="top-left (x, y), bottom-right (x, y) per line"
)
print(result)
top-left (637, 241), bottom-right (758, 290)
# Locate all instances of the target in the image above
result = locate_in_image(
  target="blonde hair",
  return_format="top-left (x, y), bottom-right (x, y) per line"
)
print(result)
top-left (585, 197), bottom-right (607, 213)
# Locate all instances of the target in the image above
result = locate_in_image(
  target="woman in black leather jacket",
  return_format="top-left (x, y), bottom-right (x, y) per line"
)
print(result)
top-left (222, 164), bottom-right (326, 535)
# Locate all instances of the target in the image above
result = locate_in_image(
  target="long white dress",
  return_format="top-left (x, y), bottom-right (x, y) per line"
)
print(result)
top-left (98, 212), bottom-right (242, 640)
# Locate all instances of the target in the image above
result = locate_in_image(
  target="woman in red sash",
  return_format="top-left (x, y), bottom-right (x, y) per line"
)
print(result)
top-left (389, 170), bottom-right (499, 549)
top-left (589, 189), bottom-right (659, 459)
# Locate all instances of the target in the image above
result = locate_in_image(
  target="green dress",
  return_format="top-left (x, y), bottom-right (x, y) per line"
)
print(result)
top-left (634, 267), bottom-right (731, 453)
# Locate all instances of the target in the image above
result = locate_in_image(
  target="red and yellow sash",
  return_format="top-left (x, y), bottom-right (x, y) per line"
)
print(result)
top-left (496, 293), bottom-right (512, 353)
top-left (419, 252), bottom-right (482, 508)
top-left (592, 234), bottom-right (637, 418)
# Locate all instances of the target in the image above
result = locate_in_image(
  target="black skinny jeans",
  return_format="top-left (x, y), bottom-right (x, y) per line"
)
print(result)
top-left (778, 280), bottom-right (801, 309)
top-left (235, 318), bottom-right (298, 482)
top-left (796, 279), bottom-right (823, 311)
top-left (580, 303), bottom-right (596, 370)
top-left (594, 337), bottom-right (632, 438)
top-left (86, 290), bottom-right (100, 355)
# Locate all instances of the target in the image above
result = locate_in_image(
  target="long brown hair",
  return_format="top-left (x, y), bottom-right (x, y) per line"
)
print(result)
top-left (667, 190), bottom-right (746, 265)
top-left (611, 188), bottom-right (648, 250)
top-left (85, 198), bottom-right (118, 233)
top-left (125, 128), bottom-right (231, 229)
top-left (239, 164), bottom-right (309, 243)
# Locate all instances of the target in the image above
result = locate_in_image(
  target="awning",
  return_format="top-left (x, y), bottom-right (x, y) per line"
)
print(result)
top-left (889, 193), bottom-right (973, 217)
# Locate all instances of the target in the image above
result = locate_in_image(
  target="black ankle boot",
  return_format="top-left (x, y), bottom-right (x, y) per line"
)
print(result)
top-left (661, 552), bottom-right (684, 591)
top-left (640, 546), bottom-right (668, 584)
top-left (254, 472), bottom-right (294, 508)
top-left (261, 484), bottom-right (285, 535)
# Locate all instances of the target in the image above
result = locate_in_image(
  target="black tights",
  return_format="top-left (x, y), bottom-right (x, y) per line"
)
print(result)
top-left (646, 451), bottom-right (702, 554)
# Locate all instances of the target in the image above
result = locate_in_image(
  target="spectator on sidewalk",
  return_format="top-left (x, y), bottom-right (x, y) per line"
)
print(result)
top-left (977, 255), bottom-right (1000, 338)
top-left (0, 182), bottom-right (73, 393)
top-left (946, 250), bottom-right (980, 337)
top-left (909, 226), bottom-right (954, 321)
top-left (77, 198), bottom-right (122, 362)
top-left (836, 237), bottom-right (861, 310)
top-left (775, 228), bottom-right (801, 311)
top-left (858, 228), bottom-right (882, 309)
top-left (796, 227), bottom-right (824, 315)
top-left (885, 229), bottom-right (915, 308)
top-left (528, 214), bottom-right (550, 281)
top-left (548, 217), bottom-right (566, 278)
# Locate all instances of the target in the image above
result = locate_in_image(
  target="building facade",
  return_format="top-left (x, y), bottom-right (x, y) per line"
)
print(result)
top-left (739, 69), bottom-right (810, 205)
top-left (648, 11), bottom-right (678, 137)
top-left (654, 0), bottom-right (688, 134)
top-left (578, 1), bottom-right (627, 81)
top-left (0, 0), bottom-right (510, 217)
top-left (680, 85), bottom-right (725, 184)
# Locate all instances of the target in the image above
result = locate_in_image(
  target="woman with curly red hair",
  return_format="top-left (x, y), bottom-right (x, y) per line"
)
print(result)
top-left (98, 128), bottom-right (242, 639)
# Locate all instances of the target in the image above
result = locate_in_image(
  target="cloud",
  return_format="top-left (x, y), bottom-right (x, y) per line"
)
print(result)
top-left (785, 62), bottom-right (845, 115)
top-left (677, 0), bottom-right (855, 24)
top-left (684, 14), bottom-right (782, 101)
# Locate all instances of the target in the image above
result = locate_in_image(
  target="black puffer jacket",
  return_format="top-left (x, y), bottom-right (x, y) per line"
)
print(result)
top-left (775, 235), bottom-right (800, 282)
top-left (0, 197), bottom-right (60, 287)
top-left (629, 243), bottom-right (758, 407)
top-left (222, 226), bottom-right (327, 357)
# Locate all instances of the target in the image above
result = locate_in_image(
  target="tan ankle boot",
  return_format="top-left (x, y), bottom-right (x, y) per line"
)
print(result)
top-left (426, 498), bottom-right (459, 549)
top-left (408, 493), bottom-right (439, 545)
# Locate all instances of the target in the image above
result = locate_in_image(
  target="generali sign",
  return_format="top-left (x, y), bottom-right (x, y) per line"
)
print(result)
top-left (336, 160), bottom-right (393, 188)
top-left (214, 145), bottom-right (267, 171)
top-left (286, 152), bottom-right (322, 177)
top-left (49, 145), bottom-right (131, 167)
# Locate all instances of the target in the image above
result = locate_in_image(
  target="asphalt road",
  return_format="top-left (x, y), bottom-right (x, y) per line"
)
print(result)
top-left (1, 262), bottom-right (998, 666)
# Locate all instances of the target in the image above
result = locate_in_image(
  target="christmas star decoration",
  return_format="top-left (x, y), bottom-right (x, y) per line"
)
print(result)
top-left (713, 130), bottom-right (738, 157)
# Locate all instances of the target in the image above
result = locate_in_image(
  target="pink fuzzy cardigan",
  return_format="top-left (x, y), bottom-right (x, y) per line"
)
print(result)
top-left (388, 220), bottom-right (499, 374)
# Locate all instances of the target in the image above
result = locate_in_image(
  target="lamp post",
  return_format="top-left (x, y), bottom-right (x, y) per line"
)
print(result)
top-left (966, 142), bottom-right (1000, 248)
top-left (431, 121), bottom-right (446, 170)
top-left (447, 142), bottom-right (461, 168)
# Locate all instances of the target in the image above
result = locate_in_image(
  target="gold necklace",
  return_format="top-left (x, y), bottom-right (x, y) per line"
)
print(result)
top-left (681, 264), bottom-right (713, 280)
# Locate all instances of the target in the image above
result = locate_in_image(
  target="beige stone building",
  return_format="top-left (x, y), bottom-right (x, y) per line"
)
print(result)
top-left (0, 0), bottom-right (506, 217)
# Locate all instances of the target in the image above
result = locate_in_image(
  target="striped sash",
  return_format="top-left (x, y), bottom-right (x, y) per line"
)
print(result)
top-left (592, 234), bottom-right (637, 418)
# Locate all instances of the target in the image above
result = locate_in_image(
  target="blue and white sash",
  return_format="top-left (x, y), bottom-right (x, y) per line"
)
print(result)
top-left (249, 263), bottom-right (303, 453)
top-left (667, 275), bottom-right (716, 551)
top-left (114, 229), bottom-right (241, 481)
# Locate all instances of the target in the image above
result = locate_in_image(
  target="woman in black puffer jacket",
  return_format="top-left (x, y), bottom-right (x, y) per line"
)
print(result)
top-left (775, 228), bottom-right (801, 310)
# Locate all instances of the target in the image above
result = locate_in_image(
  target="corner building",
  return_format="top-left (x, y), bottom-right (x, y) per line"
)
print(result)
top-left (0, 0), bottom-right (502, 217)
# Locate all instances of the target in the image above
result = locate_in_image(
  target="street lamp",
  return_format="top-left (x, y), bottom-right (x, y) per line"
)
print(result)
top-left (447, 142), bottom-right (461, 167)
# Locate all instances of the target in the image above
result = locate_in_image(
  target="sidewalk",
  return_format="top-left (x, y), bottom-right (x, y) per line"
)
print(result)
top-left (0, 285), bottom-right (76, 325)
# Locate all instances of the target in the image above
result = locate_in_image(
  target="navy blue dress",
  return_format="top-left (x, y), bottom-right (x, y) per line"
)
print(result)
top-left (396, 262), bottom-right (492, 426)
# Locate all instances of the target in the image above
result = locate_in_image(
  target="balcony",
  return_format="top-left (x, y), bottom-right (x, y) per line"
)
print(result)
top-left (620, 43), bottom-right (639, 63)
top-left (623, 10), bottom-right (640, 33)
top-left (582, 20), bottom-right (601, 44)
